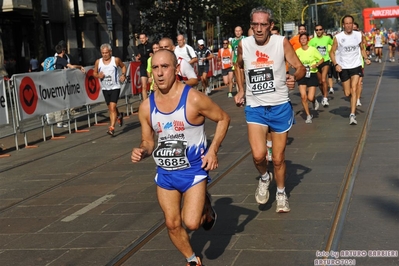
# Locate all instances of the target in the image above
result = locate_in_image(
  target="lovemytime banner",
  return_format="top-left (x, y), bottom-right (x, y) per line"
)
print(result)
top-left (0, 78), bottom-right (9, 125)
top-left (13, 63), bottom-right (142, 121)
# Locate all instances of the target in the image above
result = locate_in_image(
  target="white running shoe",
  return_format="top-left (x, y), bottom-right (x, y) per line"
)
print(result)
top-left (206, 87), bottom-right (212, 95)
top-left (276, 192), bottom-right (290, 213)
top-left (329, 88), bottom-right (334, 94)
top-left (378, 59), bottom-right (382, 63)
top-left (356, 99), bottom-right (362, 106)
top-left (375, 58), bottom-right (379, 63)
top-left (321, 98), bottom-right (329, 107)
top-left (305, 115), bottom-right (313, 124)
top-left (255, 172), bottom-right (273, 204)
top-left (313, 99), bottom-right (319, 111)
top-left (349, 114), bottom-right (357, 125)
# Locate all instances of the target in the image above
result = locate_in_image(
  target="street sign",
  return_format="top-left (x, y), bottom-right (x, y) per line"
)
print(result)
top-left (284, 22), bottom-right (295, 32)
top-left (105, 1), bottom-right (113, 31)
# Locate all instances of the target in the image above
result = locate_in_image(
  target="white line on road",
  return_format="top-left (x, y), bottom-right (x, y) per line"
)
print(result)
top-left (61, 194), bottom-right (115, 222)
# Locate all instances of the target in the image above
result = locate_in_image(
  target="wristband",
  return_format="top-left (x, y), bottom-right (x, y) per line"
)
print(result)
top-left (334, 64), bottom-right (339, 67)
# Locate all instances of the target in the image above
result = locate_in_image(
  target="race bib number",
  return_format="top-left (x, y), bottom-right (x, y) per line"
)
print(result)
top-left (248, 67), bottom-right (276, 95)
top-left (222, 56), bottom-right (231, 65)
top-left (103, 75), bottom-right (113, 86)
top-left (153, 140), bottom-right (190, 170)
top-left (317, 46), bottom-right (327, 56)
top-left (305, 65), bottom-right (311, 78)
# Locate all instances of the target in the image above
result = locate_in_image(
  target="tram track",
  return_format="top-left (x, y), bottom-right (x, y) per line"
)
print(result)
top-left (0, 129), bottom-right (133, 214)
top-left (324, 57), bottom-right (386, 255)
top-left (106, 61), bottom-right (387, 265)
top-left (106, 148), bottom-right (253, 266)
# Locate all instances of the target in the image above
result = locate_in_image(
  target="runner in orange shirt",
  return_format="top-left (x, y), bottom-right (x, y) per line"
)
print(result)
top-left (290, 24), bottom-right (307, 51)
top-left (218, 39), bottom-right (234, 98)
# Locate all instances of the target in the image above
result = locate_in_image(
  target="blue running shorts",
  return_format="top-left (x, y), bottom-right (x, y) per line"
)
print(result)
top-left (155, 172), bottom-right (209, 193)
top-left (245, 101), bottom-right (295, 133)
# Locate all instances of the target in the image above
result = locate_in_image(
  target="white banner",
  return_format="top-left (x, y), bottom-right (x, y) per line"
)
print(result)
top-left (0, 79), bottom-right (9, 125)
top-left (13, 65), bottom-right (134, 120)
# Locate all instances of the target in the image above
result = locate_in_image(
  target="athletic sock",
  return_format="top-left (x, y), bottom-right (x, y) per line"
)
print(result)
top-left (187, 253), bottom-right (198, 263)
top-left (261, 172), bottom-right (270, 181)
top-left (277, 187), bottom-right (285, 194)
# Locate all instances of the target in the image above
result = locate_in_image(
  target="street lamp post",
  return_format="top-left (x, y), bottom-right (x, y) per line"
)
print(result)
top-left (301, 0), bottom-right (342, 24)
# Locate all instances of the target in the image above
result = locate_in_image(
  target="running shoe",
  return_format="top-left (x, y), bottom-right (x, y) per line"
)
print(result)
top-left (378, 59), bottom-right (381, 63)
top-left (266, 146), bottom-right (272, 162)
top-left (202, 192), bottom-right (217, 231)
top-left (313, 99), bottom-right (319, 111)
top-left (117, 112), bottom-right (124, 127)
top-left (305, 115), bottom-right (313, 124)
top-left (255, 172), bottom-right (273, 204)
top-left (349, 114), bottom-right (357, 125)
top-left (228, 92), bottom-right (233, 98)
top-left (356, 99), bottom-right (362, 107)
top-left (276, 192), bottom-right (290, 213)
top-left (206, 87), bottom-right (212, 95)
top-left (321, 98), bottom-right (329, 107)
top-left (107, 126), bottom-right (115, 136)
top-left (186, 257), bottom-right (203, 266)
top-left (375, 58), bottom-right (379, 62)
top-left (329, 87), bottom-right (334, 94)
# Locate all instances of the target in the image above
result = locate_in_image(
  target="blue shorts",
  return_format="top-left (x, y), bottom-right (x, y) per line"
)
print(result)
top-left (245, 101), bottom-right (295, 133)
top-left (155, 172), bottom-right (209, 193)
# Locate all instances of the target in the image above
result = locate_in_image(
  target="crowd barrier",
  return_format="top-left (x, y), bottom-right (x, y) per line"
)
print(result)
top-left (0, 55), bottom-right (224, 152)
top-left (0, 62), bottom-right (142, 151)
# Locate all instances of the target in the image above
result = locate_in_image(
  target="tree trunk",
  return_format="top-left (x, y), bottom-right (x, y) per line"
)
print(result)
top-left (32, 0), bottom-right (46, 66)
top-left (121, 0), bottom-right (130, 61)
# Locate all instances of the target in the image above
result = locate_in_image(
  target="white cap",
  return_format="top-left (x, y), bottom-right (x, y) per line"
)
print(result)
top-left (197, 39), bottom-right (205, 45)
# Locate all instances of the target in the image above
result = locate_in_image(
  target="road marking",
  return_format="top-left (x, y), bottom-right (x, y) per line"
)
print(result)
top-left (61, 194), bottom-right (115, 222)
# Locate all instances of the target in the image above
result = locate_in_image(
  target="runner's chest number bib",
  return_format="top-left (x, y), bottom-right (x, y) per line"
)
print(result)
top-left (248, 67), bottom-right (276, 95)
top-left (153, 140), bottom-right (191, 170)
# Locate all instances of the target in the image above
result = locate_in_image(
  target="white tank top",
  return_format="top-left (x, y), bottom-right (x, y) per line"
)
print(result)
top-left (242, 35), bottom-right (289, 107)
top-left (374, 33), bottom-right (383, 48)
top-left (150, 86), bottom-right (208, 174)
top-left (335, 31), bottom-right (362, 69)
top-left (98, 56), bottom-right (121, 90)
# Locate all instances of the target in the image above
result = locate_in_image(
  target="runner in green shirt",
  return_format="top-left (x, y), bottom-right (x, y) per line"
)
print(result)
top-left (308, 24), bottom-right (333, 106)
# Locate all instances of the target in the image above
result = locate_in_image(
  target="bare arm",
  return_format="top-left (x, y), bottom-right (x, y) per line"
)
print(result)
top-left (92, 59), bottom-right (104, 79)
top-left (283, 37), bottom-right (305, 87)
top-left (67, 64), bottom-right (85, 73)
top-left (329, 37), bottom-right (341, 72)
top-left (131, 99), bottom-right (155, 162)
top-left (233, 41), bottom-right (245, 106)
top-left (115, 57), bottom-right (127, 83)
top-left (188, 90), bottom-right (230, 171)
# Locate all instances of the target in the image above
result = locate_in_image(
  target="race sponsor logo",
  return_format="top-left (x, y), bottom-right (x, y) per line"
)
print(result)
top-left (85, 69), bottom-right (101, 100)
top-left (19, 77), bottom-right (38, 115)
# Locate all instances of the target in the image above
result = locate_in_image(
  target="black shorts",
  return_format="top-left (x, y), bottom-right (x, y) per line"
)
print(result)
top-left (198, 65), bottom-right (210, 75)
top-left (388, 43), bottom-right (396, 48)
top-left (140, 62), bottom-right (147, 77)
top-left (338, 66), bottom-right (363, 83)
top-left (317, 61), bottom-right (330, 72)
top-left (328, 62), bottom-right (338, 79)
top-left (222, 67), bottom-right (233, 76)
top-left (297, 73), bottom-right (319, 87)
top-left (102, 89), bottom-right (121, 105)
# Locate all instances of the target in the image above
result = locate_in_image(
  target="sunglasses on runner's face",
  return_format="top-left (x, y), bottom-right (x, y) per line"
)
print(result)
top-left (315, 29), bottom-right (323, 31)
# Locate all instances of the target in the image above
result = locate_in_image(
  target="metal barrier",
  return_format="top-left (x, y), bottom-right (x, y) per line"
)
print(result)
top-left (1, 62), bottom-right (142, 151)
